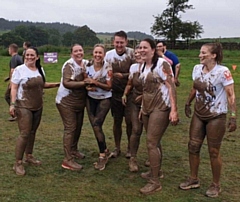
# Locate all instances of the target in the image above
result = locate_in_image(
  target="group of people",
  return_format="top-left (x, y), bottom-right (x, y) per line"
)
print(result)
top-left (5, 30), bottom-right (237, 197)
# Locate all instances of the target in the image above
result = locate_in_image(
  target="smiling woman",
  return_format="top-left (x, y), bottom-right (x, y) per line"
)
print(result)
top-left (179, 42), bottom-right (237, 198)
top-left (138, 38), bottom-right (179, 195)
top-left (10, 47), bottom-right (59, 176)
top-left (85, 44), bottom-right (113, 171)
top-left (56, 44), bottom-right (88, 171)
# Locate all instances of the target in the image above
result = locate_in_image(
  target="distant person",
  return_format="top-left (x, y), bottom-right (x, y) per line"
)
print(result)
top-left (56, 44), bottom-right (88, 171)
top-left (5, 43), bottom-right (23, 121)
top-left (122, 45), bottom-right (143, 172)
top-left (138, 38), bottom-right (179, 195)
top-left (10, 47), bottom-right (59, 176)
top-left (22, 41), bottom-right (31, 61)
top-left (156, 48), bottom-right (173, 65)
top-left (105, 30), bottom-right (135, 158)
top-left (85, 44), bottom-right (112, 171)
top-left (156, 41), bottom-right (181, 86)
top-left (179, 43), bottom-right (237, 198)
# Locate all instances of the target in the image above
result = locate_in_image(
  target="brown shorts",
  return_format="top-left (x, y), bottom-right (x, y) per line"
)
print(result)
top-left (111, 93), bottom-right (132, 120)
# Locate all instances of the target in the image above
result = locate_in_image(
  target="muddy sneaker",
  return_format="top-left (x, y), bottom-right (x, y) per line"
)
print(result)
top-left (141, 170), bottom-right (164, 179)
top-left (205, 183), bottom-right (221, 198)
top-left (141, 170), bottom-right (152, 179)
top-left (8, 116), bottom-right (17, 121)
top-left (109, 148), bottom-right (121, 158)
top-left (129, 157), bottom-right (139, 172)
top-left (25, 154), bottom-right (42, 166)
top-left (140, 178), bottom-right (162, 195)
top-left (125, 149), bottom-right (131, 159)
top-left (144, 159), bottom-right (150, 167)
top-left (179, 177), bottom-right (200, 190)
top-left (94, 156), bottom-right (108, 171)
top-left (71, 150), bottom-right (85, 159)
top-left (104, 149), bottom-right (110, 157)
top-left (13, 160), bottom-right (25, 176)
top-left (62, 159), bottom-right (83, 171)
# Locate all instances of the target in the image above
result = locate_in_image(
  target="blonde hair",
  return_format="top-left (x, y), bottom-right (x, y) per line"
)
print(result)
top-left (93, 44), bottom-right (106, 53)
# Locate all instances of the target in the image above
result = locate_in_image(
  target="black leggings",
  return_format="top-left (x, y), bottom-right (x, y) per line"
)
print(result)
top-left (86, 96), bottom-right (111, 153)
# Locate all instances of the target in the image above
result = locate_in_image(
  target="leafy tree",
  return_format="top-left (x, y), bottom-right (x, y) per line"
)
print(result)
top-left (47, 28), bottom-right (61, 46)
top-left (62, 31), bottom-right (74, 46)
top-left (151, 0), bottom-right (203, 46)
top-left (0, 31), bottom-right (23, 47)
top-left (72, 25), bottom-right (99, 46)
top-left (13, 25), bottom-right (49, 46)
top-left (180, 21), bottom-right (203, 46)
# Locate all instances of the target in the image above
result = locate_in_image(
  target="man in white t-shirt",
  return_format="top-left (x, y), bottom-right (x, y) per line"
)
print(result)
top-left (105, 31), bottom-right (134, 158)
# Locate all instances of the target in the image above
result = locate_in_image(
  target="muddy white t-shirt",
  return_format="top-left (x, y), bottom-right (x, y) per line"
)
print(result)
top-left (105, 47), bottom-right (134, 96)
top-left (192, 64), bottom-right (234, 119)
top-left (140, 58), bottom-right (173, 114)
top-left (129, 63), bottom-right (141, 79)
top-left (86, 61), bottom-right (112, 99)
top-left (129, 63), bottom-right (142, 105)
top-left (11, 64), bottom-right (45, 110)
top-left (56, 58), bottom-right (88, 110)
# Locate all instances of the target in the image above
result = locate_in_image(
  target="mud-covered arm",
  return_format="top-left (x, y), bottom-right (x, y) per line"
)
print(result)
top-left (174, 63), bottom-right (181, 80)
top-left (185, 87), bottom-right (196, 106)
top-left (123, 78), bottom-right (133, 96)
top-left (184, 86), bottom-right (196, 118)
top-left (10, 82), bottom-right (18, 104)
top-left (122, 78), bottom-right (133, 106)
top-left (44, 82), bottom-right (60, 88)
top-left (85, 70), bottom-right (113, 91)
top-left (225, 84), bottom-right (236, 115)
top-left (225, 83), bottom-right (237, 132)
top-left (62, 65), bottom-right (87, 89)
top-left (9, 82), bottom-right (18, 117)
top-left (163, 62), bottom-right (178, 125)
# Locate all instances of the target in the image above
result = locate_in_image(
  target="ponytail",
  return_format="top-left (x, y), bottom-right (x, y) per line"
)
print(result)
top-left (36, 58), bottom-right (46, 83)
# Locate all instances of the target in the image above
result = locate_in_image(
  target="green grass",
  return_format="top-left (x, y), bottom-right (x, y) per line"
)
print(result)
top-left (0, 50), bottom-right (240, 202)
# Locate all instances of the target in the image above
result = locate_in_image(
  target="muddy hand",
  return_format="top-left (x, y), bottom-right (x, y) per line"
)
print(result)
top-left (185, 104), bottom-right (191, 118)
top-left (228, 117), bottom-right (237, 132)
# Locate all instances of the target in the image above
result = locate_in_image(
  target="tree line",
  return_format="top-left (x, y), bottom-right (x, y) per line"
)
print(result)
top-left (0, 24), bottom-right (100, 48)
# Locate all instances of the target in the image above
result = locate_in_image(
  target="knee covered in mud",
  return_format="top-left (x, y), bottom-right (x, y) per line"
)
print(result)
top-left (188, 140), bottom-right (202, 154)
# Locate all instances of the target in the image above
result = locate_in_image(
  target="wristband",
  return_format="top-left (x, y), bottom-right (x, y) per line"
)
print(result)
top-left (10, 102), bottom-right (15, 106)
top-left (122, 95), bottom-right (126, 99)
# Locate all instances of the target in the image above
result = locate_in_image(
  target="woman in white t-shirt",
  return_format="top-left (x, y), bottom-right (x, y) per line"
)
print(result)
top-left (84, 44), bottom-right (112, 171)
top-left (138, 38), bottom-right (179, 194)
top-left (10, 47), bottom-right (59, 176)
top-left (179, 43), bottom-right (237, 198)
top-left (56, 44), bottom-right (88, 172)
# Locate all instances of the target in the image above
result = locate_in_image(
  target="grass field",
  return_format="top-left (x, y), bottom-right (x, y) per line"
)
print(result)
top-left (0, 49), bottom-right (239, 202)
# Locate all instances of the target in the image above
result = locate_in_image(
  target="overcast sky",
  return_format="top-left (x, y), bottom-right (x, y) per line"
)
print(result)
top-left (0, 0), bottom-right (239, 39)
